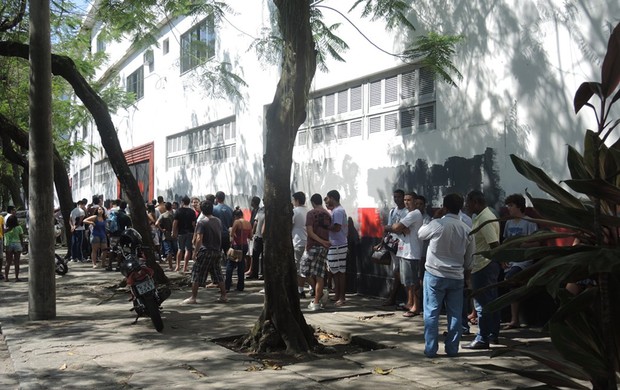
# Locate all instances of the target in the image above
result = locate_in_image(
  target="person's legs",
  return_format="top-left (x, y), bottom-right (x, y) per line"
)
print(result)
top-left (13, 252), bottom-right (21, 280)
top-left (91, 240), bottom-right (99, 267)
top-left (225, 258), bottom-right (234, 291)
top-left (423, 272), bottom-right (444, 357)
top-left (471, 261), bottom-right (501, 343)
top-left (443, 278), bottom-right (464, 356)
top-left (335, 272), bottom-right (346, 302)
top-left (236, 257), bottom-right (245, 291)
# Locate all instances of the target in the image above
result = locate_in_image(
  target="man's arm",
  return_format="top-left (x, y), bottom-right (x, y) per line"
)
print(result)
top-left (193, 232), bottom-right (203, 250)
top-left (172, 219), bottom-right (179, 238)
top-left (307, 225), bottom-right (330, 248)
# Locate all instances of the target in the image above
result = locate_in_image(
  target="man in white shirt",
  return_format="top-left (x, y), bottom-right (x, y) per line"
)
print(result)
top-left (418, 193), bottom-right (475, 358)
top-left (386, 192), bottom-right (423, 317)
top-left (292, 192), bottom-right (308, 297)
top-left (381, 189), bottom-right (408, 306)
top-left (69, 199), bottom-right (86, 262)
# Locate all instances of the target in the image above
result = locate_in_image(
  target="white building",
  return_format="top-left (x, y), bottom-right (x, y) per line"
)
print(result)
top-left (73, 0), bottom-right (619, 242)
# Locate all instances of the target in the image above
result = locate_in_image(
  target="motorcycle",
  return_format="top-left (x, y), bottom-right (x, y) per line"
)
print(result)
top-left (117, 228), bottom-right (170, 332)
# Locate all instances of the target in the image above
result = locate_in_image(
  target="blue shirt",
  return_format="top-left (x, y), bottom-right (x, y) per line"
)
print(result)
top-left (213, 203), bottom-right (233, 234)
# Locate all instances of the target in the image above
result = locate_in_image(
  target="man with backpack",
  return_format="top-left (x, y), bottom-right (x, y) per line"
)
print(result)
top-left (106, 200), bottom-right (132, 271)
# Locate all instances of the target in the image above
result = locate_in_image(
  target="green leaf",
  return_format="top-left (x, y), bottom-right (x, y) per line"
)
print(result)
top-left (601, 22), bottom-right (620, 98)
top-left (511, 154), bottom-right (583, 209)
top-left (563, 178), bottom-right (620, 204)
top-left (549, 319), bottom-right (609, 381)
top-left (574, 82), bottom-right (602, 113)
top-left (472, 364), bottom-right (590, 389)
top-left (567, 145), bottom-right (593, 180)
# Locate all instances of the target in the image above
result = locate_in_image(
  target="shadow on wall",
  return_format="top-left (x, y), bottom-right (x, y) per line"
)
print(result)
top-left (369, 147), bottom-right (503, 222)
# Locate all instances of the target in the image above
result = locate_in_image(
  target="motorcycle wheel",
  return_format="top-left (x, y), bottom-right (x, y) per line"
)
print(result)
top-left (55, 254), bottom-right (68, 275)
top-left (143, 293), bottom-right (164, 332)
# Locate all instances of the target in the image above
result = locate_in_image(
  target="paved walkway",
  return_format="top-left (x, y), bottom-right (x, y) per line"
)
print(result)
top-left (0, 254), bottom-right (563, 389)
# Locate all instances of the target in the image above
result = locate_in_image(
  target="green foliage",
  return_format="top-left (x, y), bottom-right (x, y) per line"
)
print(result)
top-left (402, 32), bottom-right (463, 87)
top-left (348, 0), bottom-right (415, 31)
top-left (479, 23), bottom-right (620, 390)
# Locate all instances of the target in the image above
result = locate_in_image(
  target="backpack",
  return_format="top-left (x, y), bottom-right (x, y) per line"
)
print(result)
top-left (106, 211), bottom-right (120, 234)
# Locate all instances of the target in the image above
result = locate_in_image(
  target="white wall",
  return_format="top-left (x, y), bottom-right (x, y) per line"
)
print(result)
top-left (72, 0), bottom-right (620, 223)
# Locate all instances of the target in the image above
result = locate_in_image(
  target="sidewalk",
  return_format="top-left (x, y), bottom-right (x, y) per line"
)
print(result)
top-left (0, 255), bottom-right (559, 389)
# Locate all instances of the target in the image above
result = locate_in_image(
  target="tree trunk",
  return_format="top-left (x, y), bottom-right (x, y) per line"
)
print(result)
top-left (242, 0), bottom-right (317, 354)
top-left (28, 0), bottom-right (56, 320)
top-left (0, 41), bottom-right (167, 284)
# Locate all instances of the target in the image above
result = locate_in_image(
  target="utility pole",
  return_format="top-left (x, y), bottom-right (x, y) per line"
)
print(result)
top-left (28, 0), bottom-right (56, 319)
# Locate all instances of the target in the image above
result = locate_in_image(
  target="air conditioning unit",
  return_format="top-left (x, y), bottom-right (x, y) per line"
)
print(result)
top-left (143, 49), bottom-right (154, 66)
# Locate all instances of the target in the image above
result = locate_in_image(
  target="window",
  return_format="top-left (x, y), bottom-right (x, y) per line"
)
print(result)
top-left (79, 166), bottom-right (90, 190)
top-left (126, 66), bottom-right (144, 100)
top-left (166, 117), bottom-right (236, 169)
top-left (298, 66), bottom-right (436, 144)
top-left (180, 16), bottom-right (215, 74)
top-left (163, 38), bottom-right (169, 55)
top-left (96, 34), bottom-right (106, 53)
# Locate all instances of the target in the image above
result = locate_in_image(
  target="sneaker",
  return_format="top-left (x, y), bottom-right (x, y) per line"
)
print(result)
top-left (307, 302), bottom-right (322, 311)
top-left (258, 289), bottom-right (265, 294)
top-left (319, 289), bottom-right (329, 305)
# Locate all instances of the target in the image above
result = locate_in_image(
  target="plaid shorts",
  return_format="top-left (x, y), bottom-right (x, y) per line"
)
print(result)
top-left (191, 247), bottom-right (223, 287)
top-left (300, 246), bottom-right (328, 278)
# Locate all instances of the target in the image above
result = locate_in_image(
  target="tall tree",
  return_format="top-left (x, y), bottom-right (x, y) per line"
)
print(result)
top-left (28, 0), bottom-right (56, 319)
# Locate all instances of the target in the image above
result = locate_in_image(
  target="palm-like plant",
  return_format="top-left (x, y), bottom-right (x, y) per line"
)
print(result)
top-left (475, 23), bottom-right (620, 390)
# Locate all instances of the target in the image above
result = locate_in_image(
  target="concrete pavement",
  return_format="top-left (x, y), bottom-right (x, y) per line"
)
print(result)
top-left (0, 254), bottom-right (563, 389)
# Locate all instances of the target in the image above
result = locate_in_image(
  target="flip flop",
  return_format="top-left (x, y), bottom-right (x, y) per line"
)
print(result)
top-left (403, 311), bottom-right (421, 318)
top-left (216, 297), bottom-right (228, 303)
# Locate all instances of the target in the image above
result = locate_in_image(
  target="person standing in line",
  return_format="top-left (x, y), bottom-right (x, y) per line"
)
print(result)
top-left (501, 193), bottom-right (538, 329)
top-left (212, 191), bottom-right (234, 254)
top-left (83, 206), bottom-right (109, 269)
top-left (249, 199), bottom-right (265, 279)
top-left (70, 200), bottom-right (86, 262)
top-left (292, 192), bottom-right (309, 298)
top-left (225, 207), bottom-right (252, 292)
top-left (182, 201), bottom-right (227, 304)
top-left (302, 194), bottom-right (332, 310)
top-left (325, 190), bottom-right (348, 306)
top-left (381, 189), bottom-right (408, 306)
top-left (385, 191), bottom-right (424, 317)
top-left (245, 196), bottom-right (261, 276)
top-left (418, 193), bottom-right (475, 358)
top-left (156, 202), bottom-right (177, 271)
top-left (4, 214), bottom-right (24, 281)
top-left (172, 196), bottom-right (197, 273)
top-left (463, 190), bottom-right (501, 350)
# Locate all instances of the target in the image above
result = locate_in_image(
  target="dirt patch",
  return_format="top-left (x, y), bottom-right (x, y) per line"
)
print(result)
top-left (213, 329), bottom-right (388, 370)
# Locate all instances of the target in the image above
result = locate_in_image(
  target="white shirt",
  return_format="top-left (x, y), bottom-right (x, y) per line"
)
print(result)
top-left (418, 213), bottom-right (475, 280)
top-left (292, 205), bottom-right (308, 247)
top-left (396, 209), bottom-right (423, 260)
top-left (70, 207), bottom-right (85, 231)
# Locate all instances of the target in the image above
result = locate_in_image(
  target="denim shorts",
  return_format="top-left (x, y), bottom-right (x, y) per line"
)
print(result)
top-left (178, 233), bottom-right (193, 252)
top-left (6, 242), bottom-right (23, 253)
top-left (162, 239), bottom-right (179, 256)
top-left (399, 257), bottom-right (420, 287)
top-left (90, 235), bottom-right (107, 245)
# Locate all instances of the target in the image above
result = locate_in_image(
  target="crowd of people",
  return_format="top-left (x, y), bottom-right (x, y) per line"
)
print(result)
top-left (2, 187), bottom-right (542, 358)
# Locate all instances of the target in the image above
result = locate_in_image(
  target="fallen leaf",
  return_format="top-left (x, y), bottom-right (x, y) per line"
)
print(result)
top-left (373, 367), bottom-right (393, 375)
top-left (59, 363), bottom-right (67, 371)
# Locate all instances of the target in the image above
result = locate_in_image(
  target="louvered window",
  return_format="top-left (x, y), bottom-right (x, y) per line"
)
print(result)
top-left (350, 120), bottom-right (362, 137)
top-left (385, 76), bottom-right (398, 104)
top-left (297, 130), bottom-right (307, 146)
top-left (369, 80), bottom-right (382, 107)
top-left (385, 113), bottom-right (398, 132)
top-left (401, 71), bottom-right (415, 99)
top-left (338, 123), bottom-right (348, 139)
top-left (350, 86), bottom-right (362, 111)
top-left (338, 90), bottom-right (348, 114)
top-left (325, 126), bottom-right (336, 142)
top-left (419, 67), bottom-right (435, 97)
top-left (312, 127), bottom-right (323, 143)
top-left (419, 104), bottom-right (435, 128)
top-left (369, 116), bottom-right (382, 133)
top-left (325, 94), bottom-right (335, 117)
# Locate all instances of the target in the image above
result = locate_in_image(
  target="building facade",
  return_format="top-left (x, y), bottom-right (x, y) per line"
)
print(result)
top-left (71, 1), bottom-right (619, 293)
